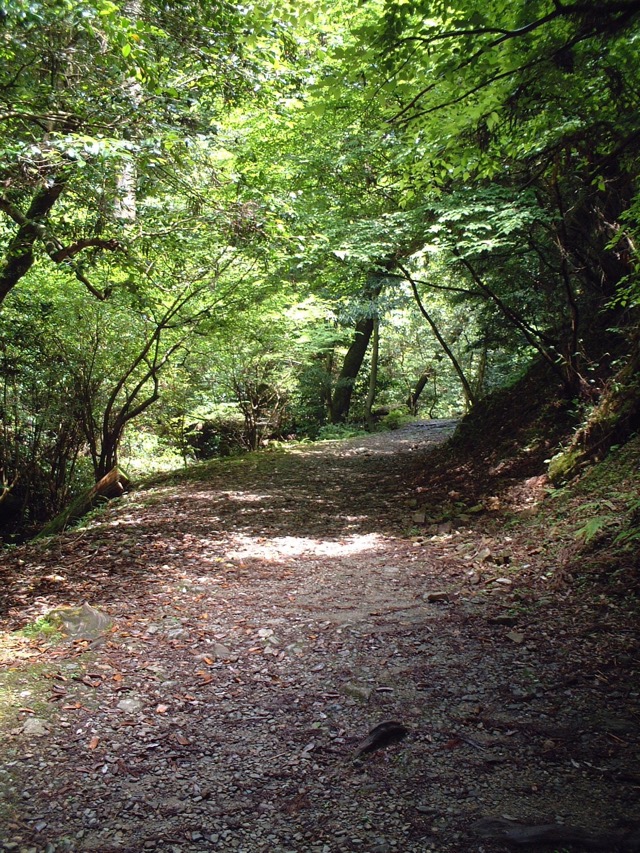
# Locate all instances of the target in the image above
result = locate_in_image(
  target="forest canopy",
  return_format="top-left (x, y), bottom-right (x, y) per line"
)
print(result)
top-left (1, 0), bottom-right (639, 537)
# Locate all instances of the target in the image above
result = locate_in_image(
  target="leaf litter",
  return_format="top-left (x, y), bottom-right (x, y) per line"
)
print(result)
top-left (0, 420), bottom-right (638, 852)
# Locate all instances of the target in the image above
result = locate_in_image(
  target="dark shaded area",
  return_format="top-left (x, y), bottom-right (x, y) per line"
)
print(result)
top-left (414, 361), bottom-right (576, 504)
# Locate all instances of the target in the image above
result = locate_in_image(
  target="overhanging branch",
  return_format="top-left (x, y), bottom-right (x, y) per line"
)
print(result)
top-left (0, 189), bottom-right (120, 302)
top-left (49, 238), bottom-right (120, 262)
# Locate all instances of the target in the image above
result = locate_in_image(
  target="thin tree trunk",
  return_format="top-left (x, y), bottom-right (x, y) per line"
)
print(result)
top-left (428, 372), bottom-right (438, 418)
top-left (324, 347), bottom-right (335, 420)
top-left (364, 318), bottom-right (380, 430)
top-left (114, 0), bottom-right (142, 223)
top-left (407, 367), bottom-right (433, 414)
top-left (400, 264), bottom-right (477, 409)
top-left (472, 341), bottom-right (488, 399)
top-left (331, 264), bottom-right (391, 424)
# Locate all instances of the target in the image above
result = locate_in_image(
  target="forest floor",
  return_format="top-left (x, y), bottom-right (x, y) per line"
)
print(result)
top-left (0, 420), bottom-right (639, 853)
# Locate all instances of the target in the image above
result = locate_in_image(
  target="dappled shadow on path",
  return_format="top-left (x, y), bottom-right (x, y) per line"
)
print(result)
top-left (0, 420), bottom-right (455, 627)
top-left (1, 418), bottom-right (639, 852)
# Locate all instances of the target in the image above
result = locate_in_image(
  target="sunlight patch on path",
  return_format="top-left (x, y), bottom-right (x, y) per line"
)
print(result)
top-left (219, 490), bottom-right (270, 503)
top-left (226, 532), bottom-right (383, 562)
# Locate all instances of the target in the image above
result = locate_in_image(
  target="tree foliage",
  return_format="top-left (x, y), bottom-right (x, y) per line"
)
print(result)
top-left (1, 0), bottom-right (639, 537)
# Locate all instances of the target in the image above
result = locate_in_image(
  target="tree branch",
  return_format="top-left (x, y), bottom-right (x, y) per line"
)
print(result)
top-left (398, 263), bottom-right (476, 406)
top-left (49, 238), bottom-right (120, 262)
top-left (452, 249), bottom-right (566, 382)
top-left (0, 191), bottom-right (120, 301)
top-left (0, 472), bottom-right (19, 506)
top-left (0, 181), bottom-right (66, 304)
top-left (384, 269), bottom-right (478, 295)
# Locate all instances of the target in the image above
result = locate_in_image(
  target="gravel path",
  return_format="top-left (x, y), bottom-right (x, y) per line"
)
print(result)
top-left (1, 421), bottom-right (638, 852)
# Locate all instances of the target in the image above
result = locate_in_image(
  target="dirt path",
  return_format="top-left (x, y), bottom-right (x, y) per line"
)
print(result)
top-left (1, 421), bottom-right (638, 852)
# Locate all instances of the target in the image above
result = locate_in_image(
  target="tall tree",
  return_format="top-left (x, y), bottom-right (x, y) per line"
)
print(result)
top-left (333, 0), bottom-right (640, 392)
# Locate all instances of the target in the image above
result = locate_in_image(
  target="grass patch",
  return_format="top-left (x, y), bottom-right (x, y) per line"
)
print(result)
top-left (16, 614), bottom-right (64, 640)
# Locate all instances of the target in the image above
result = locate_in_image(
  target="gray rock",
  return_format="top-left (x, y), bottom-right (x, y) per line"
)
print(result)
top-left (21, 718), bottom-right (49, 737)
top-left (117, 698), bottom-right (142, 713)
top-left (46, 603), bottom-right (112, 640)
top-left (159, 797), bottom-right (186, 816)
top-left (213, 643), bottom-right (232, 660)
top-left (342, 683), bottom-right (372, 702)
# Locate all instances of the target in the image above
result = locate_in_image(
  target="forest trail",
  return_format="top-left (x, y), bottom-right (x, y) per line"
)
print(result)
top-left (1, 422), bottom-right (638, 853)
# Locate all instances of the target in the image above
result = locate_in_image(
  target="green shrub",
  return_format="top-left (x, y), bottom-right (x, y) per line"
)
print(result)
top-left (381, 409), bottom-right (413, 430)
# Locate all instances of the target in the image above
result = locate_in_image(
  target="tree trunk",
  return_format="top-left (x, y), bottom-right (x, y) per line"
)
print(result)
top-left (331, 315), bottom-right (376, 423)
top-left (0, 182), bottom-right (66, 304)
top-left (37, 467), bottom-right (130, 537)
top-left (331, 268), bottom-right (388, 424)
top-left (407, 367), bottom-right (433, 415)
top-left (114, 0), bottom-right (142, 223)
top-left (364, 318), bottom-right (380, 430)
top-left (96, 435), bottom-right (120, 481)
top-left (472, 341), bottom-right (488, 399)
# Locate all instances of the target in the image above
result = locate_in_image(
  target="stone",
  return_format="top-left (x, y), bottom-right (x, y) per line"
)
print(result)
top-left (21, 718), bottom-right (49, 737)
top-left (117, 698), bottom-right (142, 713)
top-left (159, 798), bottom-right (185, 817)
top-left (506, 631), bottom-right (525, 644)
top-left (46, 603), bottom-right (112, 641)
top-left (489, 614), bottom-right (518, 626)
top-left (424, 591), bottom-right (450, 603)
top-left (342, 683), bottom-right (372, 702)
top-left (213, 643), bottom-right (231, 660)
